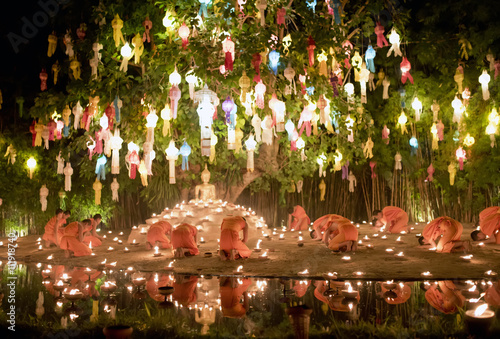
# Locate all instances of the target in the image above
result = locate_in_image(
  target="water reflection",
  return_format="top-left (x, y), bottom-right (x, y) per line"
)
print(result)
top-left (1, 264), bottom-right (500, 337)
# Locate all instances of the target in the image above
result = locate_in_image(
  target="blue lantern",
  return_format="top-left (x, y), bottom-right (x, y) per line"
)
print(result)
top-left (365, 45), bottom-right (376, 73)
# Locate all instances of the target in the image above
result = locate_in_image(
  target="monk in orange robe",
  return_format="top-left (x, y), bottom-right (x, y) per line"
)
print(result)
top-left (323, 219), bottom-right (358, 251)
top-left (146, 220), bottom-right (172, 250)
top-left (471, 209), bottom-right (500, 244)
top-left (288, 205), bottom-right (310, 231)
top-left (311, 214), bottom-right (349, 240)
top-left (172, 275), bottom-right (198, 306)
top-left (424, 281), bottom-right (465, 314)
top-left (485, 282), bottom-right (500, 307)
top-left (420, 216), bottom-right (470, 253)
top-left (220, 277), bottom-right (252, 318)
top-left (373, 206), bottom-right (409, 233)
top-left (171, 223), bottom-right (199, 257)
top-left (56, 210), bottom-right (72, 243)
top-left (219, 216), bottom-right (251, 260)
top-left (479, 206), bottom-right (500, 224)
top-left (83, 214), bottom-right (104, 247)
top-left (59, 219), bottom-right (92, 258)
top-left (42, 208), bottom-right (64, 247)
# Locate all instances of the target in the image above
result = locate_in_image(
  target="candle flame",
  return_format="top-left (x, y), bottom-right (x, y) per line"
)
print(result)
top-left (56, 280), bottom-right (63, 286)
top-left (462, 255), bottom-right (473, 260)
top-left (342, 256), bottom-right (351, 260)
top-left (396, 236), bottom-right (401, 241)
top-left (89, 241), bottom-right (92, 249)
top-left (133, 239), bottom-right (137, 243)
top-left (299, 269), bottom-right (309, 275)
top-left (47, 255), bottom-right (53, 260)
top-left (422, 271), bottom-right (431, 276)
top-left (346, 283), bottom-right (353, 292)
top-left (298, 236), bottom-right (303, 241)
top-left (168, 261), bottom-right (174, 267)
top-left (469, 285), bottom-right (477, 292)
top-left (113, 237), bottom-right (118, 241)
top-left (256, 239), bottom-right (262, 249)
top-left (396, 252), bottom-right (404, 257)
top-left (474, 304), bottom-right (489, 317)
top-left (280, 234), bottom-right (284, 239)
top-left (124, 247), bottom-right (129, 251)
top-left (429, 247), bottom-right (436, 251)
top-left (69, 289), bottom-right (80, 295)
top-left (200, 237), bottom-right (204, 242)
top-left (385, 248), bottom-right (393, 252)
top-left (237, 265), bottom-right (243, 272)
top-left (154, 246), bottom-right (159, 254)
top-left (101, 259), bottom-right (107, 264)
top-left (108, 246), bottom-right (114, 251)
top-left (261, 251), bottom-right (268, 257)
top-left (381, 235), bottom-right (387, 239)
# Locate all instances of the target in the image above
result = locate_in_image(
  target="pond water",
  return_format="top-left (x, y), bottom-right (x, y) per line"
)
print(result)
top-left (1, 263), bottom-right (500, 338)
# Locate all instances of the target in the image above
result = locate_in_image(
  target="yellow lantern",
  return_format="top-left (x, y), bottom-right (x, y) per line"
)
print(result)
top-left (398, 111), bottom-right (408, 134)
top-left (27, 157), bottom-right (37, 179)
top-left (463, 133), bottom-right (475, 147)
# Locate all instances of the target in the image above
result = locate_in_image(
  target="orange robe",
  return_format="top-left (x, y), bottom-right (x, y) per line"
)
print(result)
top-left (425, 281), bottom-right (464, 314)
top-left (479, 207), bottom-right (500, 224)
top-left (313, 281), bottom-right (359, 312)
top-left (146, 273), bottom-right (172, 302)
top-left (328, 221), bottom-right (358, 251)
top-left (379, 282), bottom-right (412, 305)
top-left (382, 206), bottom-right (408, 233)
top-left (172, 276), bottom-right (198, 306)
top-left (313, 214), bottom-right (349, 240)
top-left (59, 222), bottom-right (92, 257)
top-left (83, 218), bottom-right (102, 247)
top-left (147, 221), bottom-right (172, 249)
top-left (290, 205), bottom-right (310, 231)
top-left (480, 213), bottom-right (500, 244)
top-left (42, 216), bottom-right (60, 244)
top-left (428, 217), bottom-right (462, 253)
top-left (293, 280), bottom-right (311, 298)
top-left (221, 278), bottom-right (252, 318)
top-left (485, 283), bottom-right (500, 307)
top-left (171, 223), bottom-right (199, 255)
top-left (220, 216), bottom-right (251, 258)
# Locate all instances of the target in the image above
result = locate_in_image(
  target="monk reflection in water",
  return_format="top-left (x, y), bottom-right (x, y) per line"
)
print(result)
top-left (485, 281), bottom-right (500, 307)
top-left (68, 267), bottom-right (103, 298)
top-left (372, 206), bottom-right (409, 233)
top-left (420, 216), bottom-right (471, 253)
top-left (220, 277), bottom-right (252, 318)
top-left (146, 272), bottom-right (172, 302)
top-left (311, 214), bottom-right (349, 241)
top-left (323, 219), bottom-right (358, 252)
top-left (313, 280), bottom-right (360, 312)
top-left (378, 282), bottom-right (412, 305)
top-left (59, 220), bottom-right (92, 258)
top-left (471, 207), bottom-right (500, 245)
top-left (220, 216), bottom-right (251, 260)
top-left (146, 220), bottom-right (172, 250)
top-left (172, 275), bottom-right (198, 306)
top-left (424, 280), bottom-right (465, 314)
top-left (293, 280), bottom-right (311, 298)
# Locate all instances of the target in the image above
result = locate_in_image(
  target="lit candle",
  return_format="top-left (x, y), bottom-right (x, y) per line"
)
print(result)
top-left (464, 304), bottom-right (495, 334)
top-left (484, 270), bottom-right (497, 277)
top-left (118, 240), bottom-right (123, 244)
top-left (113, 237), bottom-right (118, 241)
top-left (396, 236), bottom-right (403, 243)
top-left (132, 226), bottom-right (138, 229)
top-left (461, 254), bottom-right (473, 262)
top-left (341, 256), bottom-right (351, 262)
top-left (119, 232), bottom-right (123, 235)
top-left (400, 231), bottom-right (407, 234)
top-left (140, 227), bottom-right (147, 234)
top-left (363, 235), bottom-right (369, 240)
top-left (254, 239), bottom-right (262, 252)
top-left (259, 251), bottom-right (269, 260)
top-left (298, 269), bottom-right (309, 275)
top-left (108, 231), bottom-right (112, 234)
top-left (234, 265), bottom-right (244, 274)
top-left (381, 235), bottom-right (387, 239)
top-left (124, 247), bottom-right (130, 253)
top-left (297, 236), bottom-right (304, 247)
top-left (385, 248), bottom-right (394, 253)
top-left (372, 233), bottom-right (379, 238)
top-left (200, 237), bottom-right (205, 244)
top-left (153, 246), bottom-right (162, 257)
top-left (366, 244), bottom-right (374, 249)
top-left (415, 233), bottom-right (422, 237)
top-left (165, 261), bottom-right (175, 271)
top-left (429, 247), bottom-right (437, 251)
top-left (478, 242), bottom-right (485, 248)
top-left (395, 252), bottom-right (404, 257)
top-left (38, 244), bottom-right (43, 251)
top-left (279, 234), bottom-right (285, 240)
top-left (47, 255), bottom-right (53, 260)
top-left (421, 271), bottom-right (432, 277)
top-left (108, 246), bottom-right (114, 251)
top-left (132, 239), bottom-right (139, 245)
top-left (37, 237), bottom-right (42, 242)
top-left (354, 271), bottom-right (364, 277)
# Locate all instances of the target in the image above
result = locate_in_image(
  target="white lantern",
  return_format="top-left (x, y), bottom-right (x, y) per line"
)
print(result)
top-left (169, 66), bottom-right (182, 86)
top-left (111, 178), bottom-right (119, 202)
top-left (478, 70), bottom-right (491, 101)
top-left (110, 129), bottom-right (123, 174)
top-left (451, 96), bottom-right (465, 123)
top-left (245, 134), bottom-right (257, 172)
top-left (411, 97), bottom-right (422, 122)
top-left (344, 83), bottom-right (354, 97)
top-left (27, 157), bottom-right (36, 179)
top-left (145, 109), bottom-right (158, 144)
top-left (296, 137), bottom-right (306, 161)
top-left (64, 162), bottom-right (73, 191)
top-left (40, 185), bottom-right (49, 211)
top-left (165, 140), bottom-right (179, 184)
top-left (197, 99), bottom-right (215, 156)
top-left (387, 28), bottom-right (402, 57)
top-left (119, 43), bottom-right (133, 72)
top-left (161, 104), bottom-right (171, 137)
top-left (185, 70), bottom-right (200, 100)
top-left (317, 153), bottom-right (327, 177)
top-left (398, 111), bottom-right (408, 134)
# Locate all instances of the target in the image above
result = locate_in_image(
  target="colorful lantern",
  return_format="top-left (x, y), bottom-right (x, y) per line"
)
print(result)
top-left (412, 97), bottom-right (422, 122)
top-left (486, 108), bottom-right (499, 147)
top-left (478, 70), bottom-right (491, 100)
top-left (359, 63), bottom-right (370, 104)
top-left (298, 105), bottom-right (312, 137)
top-left (126, 142), bottom-right (140, 179)
top-left (398, 111), bottom-right (408, 134)
top-left (374, 22), bottom-right (389, 48)
top-left (455, 146), bottom-right (466, 170)
top-left (178, 23), bottom-right (190, 49)
top-left (363, 137), bottom-right (374, 158)
top-left (387, 28), bottom-right (402, 57)
top-left (430, 123), bottom-right (438, 150)
top-left (409, 136), bottom-right (418, 156)
top-left (284, 64), bottom-right (296, 95)
top-left (431, 100), bottom-right (440, 121)
top-left (93, 178), bottom-right (102, 205)
top-left (317, 153), bottom-right (327, 177)
top-left (64, 30), bottom-right (74, 57)
top-left (27, 157), bottom-right (36, 179)
top-left (268, 50), bottom-right (280, 75)
top-left (252, 114), bottom-right (262, 142)
top-left (119, 42), bottom-right (132, 72)
top-left (426, 164), bottom-right (435, 182)
top-left (261, 115), bottom-right (273, 145)
top-left (307, 36), bottom-right (316, 67)
top-left (165, 140), bottom-right (179, 184)
top-left (257, 0), bottom-right (267, 26)
top-left (111, 178), bottom-right (119, 202)
top-left (333, 150), bottom-right (342, 171)
top-left (143, 141), bottom-right (155, 175)
top-left (448, 163), bottom-right (456, 186)
top-left (273, 99), bottom-right (286, 132)
top-left (110, 129), bottom-right (123, 174)
top-left (95, 155), bottom-right (107, 180)
top-left (245, 134), bottom-right (257, 172)
top-left (145, 110), bottom-right (158, 144)
top-left (317, 51), bottom-right (328, 76)
top-left (394, 152), bottom-right (402, 170)
top-left (222, 36), bottom-right (235, 71)
top-left (454, 67), bottom-right (464, 93)
top-left (132, 33), bottom-right (144, 64)
top-left (255, 81), bottom-right (266, 109)
top-left (4, 144), bottom-right (16, 164)
top-left (463, 133), bottom-right (475, 147)
top-left (382, 125), bottom-right (390, 144)
top-left (64, 162), bottom-right (73, 191)
top-left (296, 137), bottom-right (306, 161)
top-left (348, 171), bottom-right (357, 192)
top-left (382, 77), bottom-right (390, 100)
top-left (138, 160), bottom-right (148, 186)
top-left (365, 45), bottom-right (376, 73)
top-left (400, 57), bottom-right (413, 84)
top-left (222, 96), bottom-right (235, 124)
top-left (72, 101), bottom-right (83, 130)
top-left (162, 11), bottom-right (175, 29)
top-left (47, 32), bottom-right (57, 57)
top-left (451, 96), bottom-right (465, 123)
top-left (40, 69), bottom-right (48, 91)
top-left (179, 141), bottom-right (191, 170)
top-left (197, 100), bottom-right (215, 156)
top-left (161, 104), bottom-right (172, 137)
top-left (111, 14), bottom-right (125, 48)
top-left (186, 70), bottom-right (200, 100)
top-left (40, 185), bottom-right (49, 212)
top-left (169, 84), bottom-right (181, 119)
top-left (143, 16), bottom-right (152, 42)
top-left (56, 152), bottom-right (64, 174)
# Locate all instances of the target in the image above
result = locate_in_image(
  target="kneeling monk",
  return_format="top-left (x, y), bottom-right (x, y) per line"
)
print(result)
top-left (373, 206), bottom-right (409, 233)
top-left (323, 219), bottom-right (358, 252)
top-left (288, 205), bottom-right (310, 231)
top-left (83, 214), bottom-right (104, 248)
top-left (421, 216), bottom-right (470, 253)
top-left (220, 216), bottom-right (252, 260)
top-left (59, 220), bottom-right (92, 258)
top-left (42, 208), bottom-right (64, 247)
top-left (146, 220), bottom-right (172, 249)
top-left (311, 214), bottom-right (349, 240)
top-left (171, 223), bottom-right (199, 257)
top-left (471, 211), bottom-right (500, 244)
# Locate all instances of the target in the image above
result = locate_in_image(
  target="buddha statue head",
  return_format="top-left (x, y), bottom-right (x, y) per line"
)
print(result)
top-left (201, 164), bottom-right (211, 184)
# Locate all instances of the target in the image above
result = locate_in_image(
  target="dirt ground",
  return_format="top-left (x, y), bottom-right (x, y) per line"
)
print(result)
top-left (2, 222), bottom-right (500, 280)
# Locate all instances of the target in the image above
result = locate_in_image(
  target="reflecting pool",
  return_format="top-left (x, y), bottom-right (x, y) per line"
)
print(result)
top-left (1, 263), bottom-right (500, 338)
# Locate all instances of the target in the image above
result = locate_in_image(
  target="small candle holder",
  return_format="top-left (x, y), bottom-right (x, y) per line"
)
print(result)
top-left (200, 238), bottom-right (206, 244)
top-left (341, 256), bottom-right (351, 262)
top-left (297, 242), bottom-right (304, 247)
top-left (204, 252), bottom-right (212, 258)
top-left (341, 288), bottom-right (358, 299)
top-left (258, 252), bottom-right (269, 260)
top-left (124, 247), bottom-right (130, 253)
top-left (130, 240), bottom-right (140, 246)
top-left (421, 271), bottom-right (433, 278)
top-left (153, 252), bottom-right (163, 257)
top-left (254, 248), bottom-right (261, 253)
top-left (465, 305), bottom-right (495, 337)
top-left (461, 255), bottom-right (473, 262)
top-left (484, 270), bottom-right (497, 278)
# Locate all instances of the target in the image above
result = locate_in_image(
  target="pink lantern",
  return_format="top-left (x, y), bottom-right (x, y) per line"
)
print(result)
top-left (426, 163), bottom-right (435, 181)
top-left (222, 36), bottom-right (235, 72)
top-left (255, 81), bottom-right (266, 109)
top-left (169, 85), bottom-right (181, 119)
top-left (178, 23), bottom-right (190, 49)
top-left (298, 106), bottom-right (312, 137)
top-left (370, 161), bottom-right (377, 178)
top-left (456, 146), bottom-right (466, 170)
top-left (382, 125), bottom-right (390, 144)
top-left (40, 69), bottom-right (48, 91)
top-left (307, 36), bottom-right (316, 67)
top-left (252, 53), bottom-right (262, 82)
top-left (56, 120), bottom-right (64, 139)
top-left (400, 57), bottom-right (414, 84)
top-left (374, 22), bottom-right (389, 48)
top-left (342, 40), bottom-right (353, 68)
top-left (277, 7), bottom-right (286, 25)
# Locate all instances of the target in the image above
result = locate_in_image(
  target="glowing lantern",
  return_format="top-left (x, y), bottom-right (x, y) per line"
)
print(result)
top-left (138, 160), bottom-right (148, 186)
top-left (73, 101), bottom-right (83, 130)
top-left (245, 134), bottom-right (257, 172)
top-left (145, 110), bottom-right (158, 144)
top-left (375, 22), bottom-right (389, 47)
top-left (274, 99), bottom-right (286, 132)
top-left (296, 137), bottom-right (306, 161)
top-left (451, 96), bottom-right (465, 123)
top-left (307, 36), bottom-right (316, 67)
top-left (93, 178), bottom-right (102, 205)
top-left (478, 70), bottom-right (491, 101)
top-left (161, 104), bottom-right (171, 137)
top-left (268, 50), bottom-right (280, 75)
top-left (39, 185), bottom-right (48, 211)
top-left (163, 11), bottom-right (175, 28)
top-left (464, 133), bottom-right (475, 147)
top-left (359, 63), bottom-right (370, 104)
top-left (261, 115), bottom-right (273, 146)
top-left (111, 14), bottom-right (125, 48)
top-left (409, 136), bottom-right (418, 156)
top-left (400, 57), bottom-right (413, 84)
top-left (110, 129), bottom-right (123, 174)
top-left (285, 120), bottom-right (294, 140)
top-left (394, 152), bottom-right (402, 170)
top-left (143, 141), bottom-right (155, 175)
top-left (222, 36), bottom-right (235, 71)
top-left (222, 96), bottom-right (235, 124)
top-left (382, 77), bottom-right (390, 100)
top-left (197, 100), bottom-right (215, 156)
top-left (255, 81), bottom-right (266, 109)
top-left (165, 140), bottom-right (179, 184)
top-left (344, 82), bottom-right (354, 97)
top-left (431, 100), bottom-right (440, 121)
top-left (398, 111), bottom-right (408, 134)
top-left (387, 28), bottom-right (402, 57)
top-left (131, 33), bottom-right (144, 64)
top-left (382, 125), bottom-right (390, 144)
top-left (126, 142), bottom-right (140, 179)
top-left (430, 123), bottom-right (438, 150)
top-left (317, 153), bottom-right (327, 177)
top-left (454, 67), bottom-right (464, 93)
top-left (318, 51), bottom-right (328, 76)
top-left (111, 178), bottom-right (119, 202)
top-left (179, 141), bottom-right (191, 170)
top-left (448, 163), bottom-right (456, 186)
top-left (257, 0), bottom-right (267, 26)
top-left (333, 150), bottom-right (343, 171)
top-left (284, 64), bottom-right (296, 95)
top-left (239, 71), bottom-right (251, 100)
top-left (486, 108), bottom-right (499, 147)
top-left (456, 146), bottom-right (466, 170)
top-left (412, 97), bottom-right (422, 122)
top-left (365, 45), bottom-right (376, 73)
top-left (95, 155), bottom-right (107, 180)
top-left (298, 105), bottom-right (312, 137)
top-left (169, 85), bottom-right (181, 119)
top-left (363, 137), bottom-right (374, 158)
top-left (27, 157), bottom-right (36, 179)
top-left (185, 70), bottom-right (199, 100)
top-left (119, 43), bottom-right (132, 72)
top-left (178, 23), bottom-right (190, 49)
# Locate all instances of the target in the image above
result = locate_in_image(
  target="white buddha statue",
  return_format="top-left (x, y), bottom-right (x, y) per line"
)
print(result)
top-left (195, 164), bottom-right (216, 201)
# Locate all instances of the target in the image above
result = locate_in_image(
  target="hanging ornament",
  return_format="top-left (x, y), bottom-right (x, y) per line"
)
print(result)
top-left (111, 178), bottom-right (119, 202)
top-left (409, 136), bottom-right (418, 156)
top-left (245, 134), bottom-right (257, 172)
top-left (198, 0), bottom-right (211, 18)
top-left (296, 179), bottom-right (303, 193)
top-left (273, 99), bottom-right (286, 132)
top-left (55, 119), bottom-right (64, 139)
top-left (464, 133), bottom-right (475, 147)
top-left (316, 51), bottom-right (328, 77)
top-left (345, 114), bottom-right (355, 142)
top-left (72, 101), bottom-right (83, 130)
top-left (165, 140), bottom-right (179, 184)
top-left (113, 96), bottom-right (122, 123)
top-left (359, 63), bottom-right (370, 104)
top-left (284, 64), bottom-right (296, 95)
top-left (56, 151), bottom-right (64, 174)
top-left (333, 150), bottom-right (342, 171)
top-left (430, 123), bottom-right (439, 150)
top-left (341, 160), bottom-right (349, 179)
top-left (282, 34), bottom-right (292, 55)
top-left (436, 120), bottom-right (445, 141)
top-left (138, 160), bottom-right (148, 186)
top-left (143, 16), bottom-right (152, 43)
top-left (478, 70), bottom-right (491, 100)
top-left (93, 178), bottom-right (102, 205)
top-left (363, 137), bottom-right (374, 158)
top-left (486, 108), bottom-right (499, 147)
top-left (161, 104), bottom-right (172, 137)
top-left (369, 161), bottom-right (377, 178)
top-left (382, 77), bottom-right (390, 100)
top-left (252, 114), bottom-right (262, 142)
top-left (387, 28), bottom-right (402, 57)
top-left (261, 115), bottom-right (273, 145)
top-left (41, 126), bottom-right (50, 150)
top-left (179, 141), bottom-right (191, 170)
top-left (95, 155), bottom-right (107, 180)
top-left (426, 164), bottom-right (435, 182)
top-left (348, 171), bottom-right (357, 192)
top-left (126, 142), bottom-right (140, 179)
top-left (342, 40), bottom-right (353, 68)
top-left (431, 100), bottom-right (440, 121)
top-left (307, 36), bottom-right (316, 67)
top-left (186, 70), bottom-right (200, 100)
top-left (296, 137), bottom-right (306, 161)
top-left (178, 23), bottom-right (190, 49)
top-left (110, 130), bottom-right (123, 174)
top-left (111, 14), bottom-right (125, 48)
top-left (64, 30), bottom-right (74, 57)
top-left (448, 163), bottom-right (456, 186)
top-left (365, 45), bottom-right (376, 73)
top-left (132, 33), bottom-right (144, 64)
top-left (40, 185), bottom-right (49, 211)
top-left (87, 136), bottom-right (96, 160)
top-left (69, 58), bottom-right (81, 80)
top-left (238, 71), bottom-right (251, 101)
top-left (285, 120), bottom-right (295, 141)
top-left (252, 53), bottom-right (262, 82)
top-left (400, 57), bottom-right (413, 84)
top-left (143, 141), bottom-right (155, 175)
top-left (257, 0), bottom-right (267, 26)
top-left (4, 144), bottom-right (16, 164)
top-left (398, 111), bottom-right (408, 134)
top-left (46, 120), bottom-right (57, 141)
top-left (456, 146), bottom-right (466, 170)
top-left (40, 69), bottom-right (48, 91)
top-left (462, 88), bottom-right (471, 105)
top-left (197, 99), bottom-right (215, 156)
top-left (145, 110), bottom-right (158, 144)
top-left (61, 161), bottom-right (72, 191)
top-left (105, 104), bottom-right (115, 130)
top-left (255, 81), bottom-right (266, 109)
top-left (351, 51), bottom-right (362, 81)
top-left (369, 72), bottom-right (376, 91)
top-left (222, 96), bottom-right (235, 124)
top-left (298, 105), bottom-right (312, 137)
top-left (47, 32), bottom-right (57, 57)
top-left (222, 36), bottom-right (235, 72)
top-left (374, 22), bottom-right (389, 48)
top-left (76, 23), bottom-right (86, 40)
top-left (394, 152), bottom-right (402, 170)
top-left (451, 96), bottom-right (465, 123)
top-left (412, 97), bottom-right (422, 122)
top-left (268, 50), bottom-right (280, 75)
top-left (382, 125), bottom-right (390, 144)
top-left (318, 179), bottom-right (326, 201)
top-left (62, 105), bottom-right (71, 137)
top-left (317, 153), bottom-right (327, 177)
top-left (52, 62), bottom-right (60, 85)
top-left (119, 42), bottom-right (133, 72)
top-left (454, 66), bottom-right (464, 94)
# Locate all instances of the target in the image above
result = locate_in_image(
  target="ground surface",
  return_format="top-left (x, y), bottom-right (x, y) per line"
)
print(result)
top-left (2, 222), bottom-right (500, 280)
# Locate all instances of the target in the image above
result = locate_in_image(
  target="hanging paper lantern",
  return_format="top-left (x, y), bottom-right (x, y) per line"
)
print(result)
top-left (161, 104), bottom-right (172, 137)
top-left (374, 22), bottom-right (389, 48)
top-left (27, 157), bottom-right (36, 179)
top-left (296, 137), bottom-right (306, 161)
top-left (93, 179), bottom-right (102, 205)
top-left (111, 178), bottom-right (119, 202)
top-left (448, 163), bottom-right (456, 186)
top-left (426, 164), bottom-right (435, 182)
top-left (284, 64), bottom-right (296, 95)
top-left (142, 142), bottom-right (155, 175)
top-left (126, 142), bottom-right (140, 179)
top-left (317, 51), bottom-right (328, 76)
top-left (119, 43), bottom-right (132, 72)
top-left (268, 50), bottom-right (280, 75)
top-left (454, 67), bottom-right (464, 94)
top-left (227, 106), bottom-right (237, 150)
top-left (317, 153), bottom-right (327, 177)
top-left (64, 162), bottom-right (73, 191)
top-left (351, 51), bottom-right (362, 81)
top-left (363, 137), bottom-right (374, 158)
top-left (431, 100), bottom-right (440, 121)
top-left (145, 110), bottom-right (158, 144)
top-left (162, 11), bottom-right (175, 28)
top-left (56, 152), bottom-right (64, 174)
top-left (255, 81), bottom-right (266, 109)
top-left (40, 185), bottom-right (49, 212)
top-left (138, 160), bottom-right (148, 186)
top-left (451, 96), bottom-right (465, 123)
top-left (165, 140), bottom-right (179, 184)
top-left (400, 57), bottom-right (414, 84)
top-left (261, 115), bottom-right (273, 146)
top-left (185, 70), bottom-right (200, 100)
top-left (411, 97), bottom-right (422, 122)
top-left (382, 125), bottom-right (390, 144)
top-left (463, 133), bottom-right (475, 147)
top-left (197, 100), bottom-right (215, 156)
top-left (369, 161), bottom-right (377, 178)
top-left (169, 66), bottom-right (182, 86)
top-left (110, 129), bottom-right (123, 175)
top-left (73, 101), bottom-right (83, 130)
top-left (298, 105), bottom-right (312, 137)
top-left (455, 146), bottom-right (466, 170)
top-left (257, 0), bottom-right (267, 26)
top-left (222, 36), bottom-right (235, 72)
top-left (333, 149), bottom-right (342, 171)
top-left (394, 152), bottom-right (402, 170)
top-left (131, 33), bottom-right (144, 64)
top-left (486, 108), bottom-right (499, 147)
top-left (382, 77), bottom-right (390, 100)
top-left (409, 136), bottom-right (418, 156)
top-left (40, 69), bottom-right (48, 91)
top-left (273, 99), bottom-right (286, 132)
top-left (222, 96), bottom-right (235, 124)
top-left (179, 141), bottom-right (191, 171)
top-left (387, 28), bottom-right (402, 57)
top-left (69, 59), bottom-right (81, 80)
top-left (178, 23), bottom-right (190, 49)
top-left (4, 144), bottom-right (17, 164)
top-left (365, 45), bottom-right (376, 73)
top-left (307, 36), bottom-right (316, 67)
top-left (430, 123), bottom-right (439, 150)
top-left (244, 134), bottom-right (257, 172)
top-left (111, 14), bottom-right (125, 48)
top-left (478, 70), bottom-right (491, 101)
top-left (398, 111), bottom-right (408, 134)
top-left (95, 155), bottom-right (107, 180)
top-left (359, 63), bottom-right (370, 104)
top-left (239, 71), bottom-right (251, 100)
top-left (285, 119), bottom-right (295, 140)
top-left (169, 84), bottom-right (181, 119)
